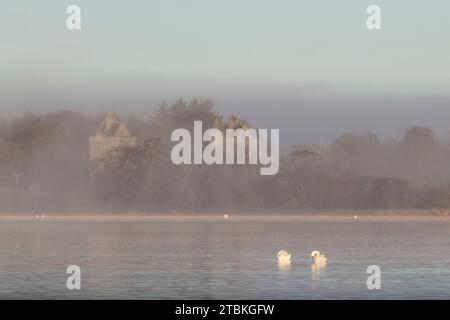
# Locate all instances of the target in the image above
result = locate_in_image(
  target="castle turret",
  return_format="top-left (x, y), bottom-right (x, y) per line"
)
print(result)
top-left (89, 113), bottom-right (137, 163)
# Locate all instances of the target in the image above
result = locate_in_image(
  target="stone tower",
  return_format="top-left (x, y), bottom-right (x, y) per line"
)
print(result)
top-left (89, 112), bottom-right (138, 162)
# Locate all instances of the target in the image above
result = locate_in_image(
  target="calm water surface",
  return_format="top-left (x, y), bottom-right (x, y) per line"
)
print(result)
top-left (0, 217), bottom-right (449, 299)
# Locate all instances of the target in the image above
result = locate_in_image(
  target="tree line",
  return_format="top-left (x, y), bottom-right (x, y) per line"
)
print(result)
top-left (1, 99), bottom-right (450, 213)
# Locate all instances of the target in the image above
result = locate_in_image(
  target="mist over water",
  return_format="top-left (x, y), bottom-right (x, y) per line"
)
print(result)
top-left (2, 97), bottom-right (450, 213)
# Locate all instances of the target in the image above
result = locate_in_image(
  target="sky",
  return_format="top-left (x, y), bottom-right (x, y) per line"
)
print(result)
top-left (1, 0), bottom-right (449, 91)
top-left (0, 1), bottom-right (449, 145)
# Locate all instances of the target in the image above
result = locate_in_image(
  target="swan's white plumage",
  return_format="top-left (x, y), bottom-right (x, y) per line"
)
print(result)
top-left (311, 250), bottom-right (327, 266)
top-left (277, 250), bottom-right (291, 265)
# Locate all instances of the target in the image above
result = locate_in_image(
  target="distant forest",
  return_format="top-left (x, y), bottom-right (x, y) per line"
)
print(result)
top-left (1, 98), bottom-right (450, 214)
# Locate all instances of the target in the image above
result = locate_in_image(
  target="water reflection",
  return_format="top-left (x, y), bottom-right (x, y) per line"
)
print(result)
top-left (311, 263), bottom-right (326, 290)
top-left (0, 219), bottom-right (449, 299)
top-left (277, 260), bottom-right (291, 270)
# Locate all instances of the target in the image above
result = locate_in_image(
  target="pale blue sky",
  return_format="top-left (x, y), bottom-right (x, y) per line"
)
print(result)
top-left (1, 0), bottom-right (449, 93)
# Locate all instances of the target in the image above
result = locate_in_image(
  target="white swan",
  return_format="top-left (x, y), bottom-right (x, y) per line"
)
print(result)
top-left (277, 250), bottom-right (291, 265)
top-left (311, 250), bottom-right (327, 266)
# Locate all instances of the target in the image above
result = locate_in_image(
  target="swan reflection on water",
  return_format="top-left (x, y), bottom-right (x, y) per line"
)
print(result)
top-left (311, 263), bottom-right (325, 281)
top-left (277, 260), bottom-right (291, 270)
top-left (311, 250), bottom-right (327, 289)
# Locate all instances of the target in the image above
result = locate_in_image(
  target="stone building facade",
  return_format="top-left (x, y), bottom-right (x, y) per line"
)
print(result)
top-left (89, 112), bottom-right (138, 162)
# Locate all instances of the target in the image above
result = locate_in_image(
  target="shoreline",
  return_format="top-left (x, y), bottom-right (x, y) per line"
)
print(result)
top-left (0, 209), bottom-right (450, 222)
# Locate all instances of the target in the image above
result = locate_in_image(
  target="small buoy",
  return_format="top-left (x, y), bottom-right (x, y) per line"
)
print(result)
top-left (224, 214), bottom-right (229, 220)
top-left (354, 215), bottom-right (358, 220)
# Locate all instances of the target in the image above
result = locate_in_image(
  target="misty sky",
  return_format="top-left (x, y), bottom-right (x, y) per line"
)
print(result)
top-left (1, 1), bottom-right (449, 146)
